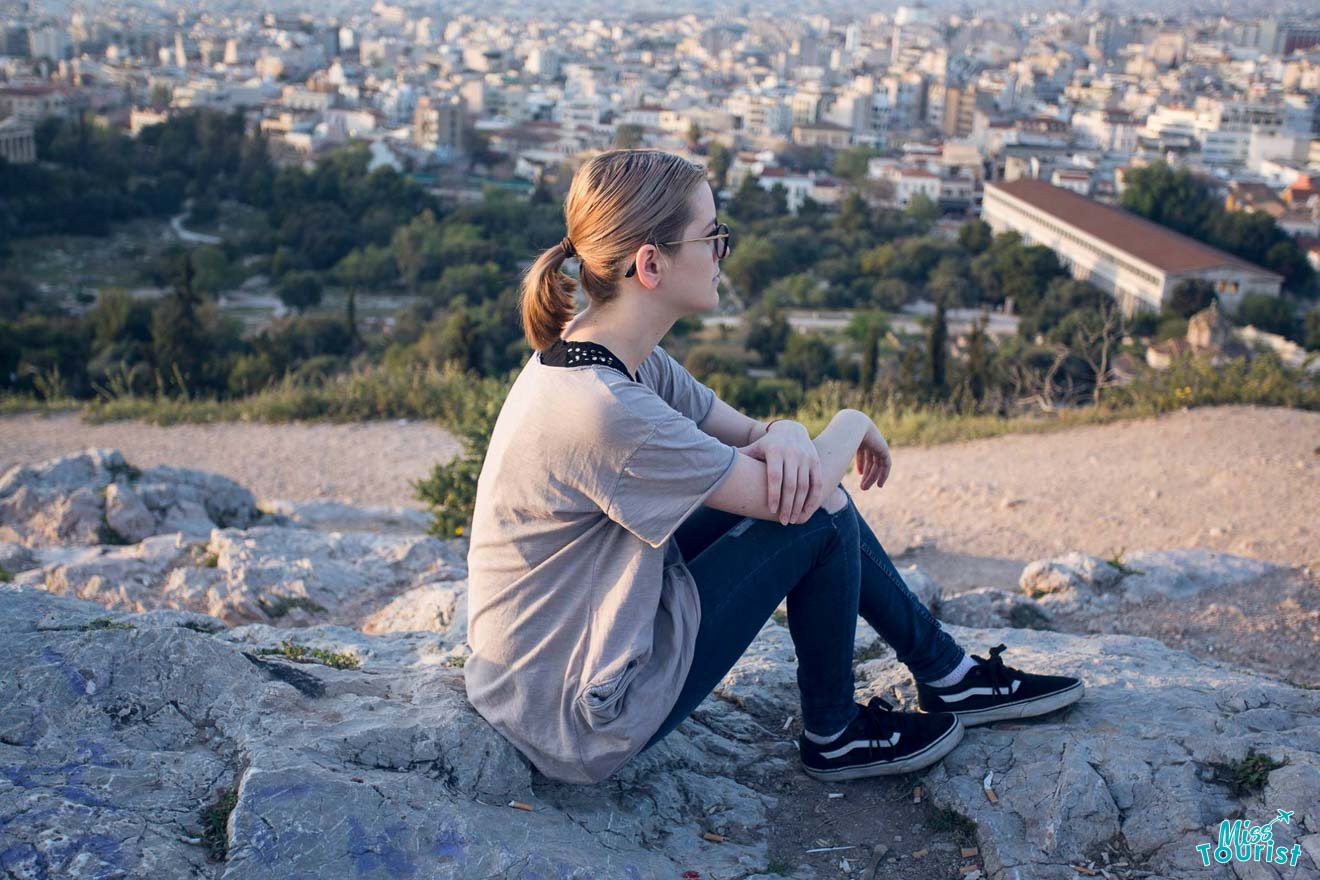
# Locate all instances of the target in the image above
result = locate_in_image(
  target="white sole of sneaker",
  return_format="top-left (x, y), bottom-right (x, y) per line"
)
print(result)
top-left (951, 681), bottom-right (1085, 727)
top-left (801, 717), bottom-right (965, 781)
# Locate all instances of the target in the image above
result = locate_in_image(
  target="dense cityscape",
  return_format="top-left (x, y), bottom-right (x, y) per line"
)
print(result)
top-left (1, 2), bottom-right (1318, 426)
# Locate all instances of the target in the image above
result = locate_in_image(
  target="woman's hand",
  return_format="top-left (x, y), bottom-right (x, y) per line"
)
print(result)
top-left (739, 421), bottom-right (823, 525)
top-left (855, 417), bottom-right (893, 491)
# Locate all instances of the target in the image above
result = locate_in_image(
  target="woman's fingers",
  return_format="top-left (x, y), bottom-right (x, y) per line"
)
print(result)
top-left (796, 460), bottom-right (811, 521)
top-left (766, 449), bottom-right (783, 514)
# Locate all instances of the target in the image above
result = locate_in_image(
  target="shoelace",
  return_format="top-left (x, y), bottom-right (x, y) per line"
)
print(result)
top-left (974, 643), bottom-right (1014, 696)
top-left (856, 695), bottom-right (899, 753)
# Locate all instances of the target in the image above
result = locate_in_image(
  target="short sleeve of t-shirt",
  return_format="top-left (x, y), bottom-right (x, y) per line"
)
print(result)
top-left (641, 345), bottom-right (718, 427)
top-left (606, 392), bottom-right (739, 550)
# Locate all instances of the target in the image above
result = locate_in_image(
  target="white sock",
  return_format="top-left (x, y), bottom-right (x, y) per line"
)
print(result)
top-left (804, 721), bottom-right (851, 744)
top-left (925, 653), bottom-right (977, 688)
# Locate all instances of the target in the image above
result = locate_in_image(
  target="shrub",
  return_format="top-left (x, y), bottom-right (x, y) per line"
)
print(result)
top-left (1235, 293), bottom-right (1297, 339)
top-left (413, 367), bottom-right (516, 539)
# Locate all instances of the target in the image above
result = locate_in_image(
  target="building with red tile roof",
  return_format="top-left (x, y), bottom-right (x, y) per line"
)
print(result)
top-left (983, 178), bottom-right (1283, 315)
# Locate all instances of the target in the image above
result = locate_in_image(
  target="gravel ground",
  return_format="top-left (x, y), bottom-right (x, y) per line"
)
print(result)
top-left (0, 411), bottom-right (461, 510)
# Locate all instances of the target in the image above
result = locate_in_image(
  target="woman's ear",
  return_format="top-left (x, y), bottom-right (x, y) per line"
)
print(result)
top-left (633, 243), bottom-right (664, 289)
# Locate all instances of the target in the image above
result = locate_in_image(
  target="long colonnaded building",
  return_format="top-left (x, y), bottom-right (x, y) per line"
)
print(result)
top-left (982, 179), bottom-right (1283, 316)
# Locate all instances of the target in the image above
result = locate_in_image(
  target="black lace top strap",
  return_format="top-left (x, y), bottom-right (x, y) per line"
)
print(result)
top-left (538, 338), bottom-right (639, 383)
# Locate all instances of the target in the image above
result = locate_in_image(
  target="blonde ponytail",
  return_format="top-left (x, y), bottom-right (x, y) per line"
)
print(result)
top-left (520, 240), bottom-right (578, 352)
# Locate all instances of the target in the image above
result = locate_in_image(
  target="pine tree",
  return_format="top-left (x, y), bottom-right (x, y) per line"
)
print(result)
top-left (926, 298), bottom-right (947, 394)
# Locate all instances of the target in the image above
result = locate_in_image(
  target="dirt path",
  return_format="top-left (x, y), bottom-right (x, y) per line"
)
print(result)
top-left (857, 405), bottom-right (1319, 592)
top-left (0, 411), bottom-right (460, 510)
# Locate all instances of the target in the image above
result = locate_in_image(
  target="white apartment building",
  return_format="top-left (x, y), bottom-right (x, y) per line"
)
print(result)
top-left (726, 93), bottom-right (791, 138)
top-left (413, 94), bottom-right (466, 160)
top-left (1050, 168), bottom-right (1092, 195)
top-left (1070, 108), bottom-right (1138, 155)
top-left (983, 179), bottom-right (1283, 316)
top-left (0, 85), bottom-right (68, 123)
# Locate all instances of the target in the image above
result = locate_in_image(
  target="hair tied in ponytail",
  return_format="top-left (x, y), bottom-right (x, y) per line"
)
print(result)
top-left (560, 237), bottom-right (576, 259)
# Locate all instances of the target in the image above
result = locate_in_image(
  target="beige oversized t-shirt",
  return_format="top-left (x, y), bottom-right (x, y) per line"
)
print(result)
top-left (464, 341), bottom-right (740, 784)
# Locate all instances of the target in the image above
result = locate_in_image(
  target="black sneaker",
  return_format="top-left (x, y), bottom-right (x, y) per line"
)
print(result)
top-left (916, 644), bottom-right (1084, 726)
top-left (798, 696), bottom-right (964, 781)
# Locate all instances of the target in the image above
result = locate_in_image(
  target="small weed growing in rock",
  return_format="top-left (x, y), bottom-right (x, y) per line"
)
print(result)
top-left (853, 640), bottom-right (889, 664)
top-left (257, 595), bottom-right (327, 619)
top-left (1104, 547), bottom-right (1145, 578)
top-left (182, 620), bottom-right (222, 634)
top-left (0, 565), bottom-right (11, 582)
top-left (928, 804), bottom-right (977, 837)
top-left (254, 640), bottom-right (360, 670)
top-left (1211, 748), bottom-right (1286, 797)
top-left (81, 617), bottom-right (135, 631)
top-left (445, 655), bottom-right (467, 668)
top-left (200, 552), bottom-right (219, 568)
top-left (771, 608), bottom-right (788, 627)
top-left (201, 786), bottom-right (238, 861)
top-left (764, 856), bottom-right (794, 875)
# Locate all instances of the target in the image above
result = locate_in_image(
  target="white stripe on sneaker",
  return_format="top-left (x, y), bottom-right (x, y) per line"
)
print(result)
top-left (821, 732), bottom-right (900, 759)
top-left (938, 679), bottom-right (1020, 703)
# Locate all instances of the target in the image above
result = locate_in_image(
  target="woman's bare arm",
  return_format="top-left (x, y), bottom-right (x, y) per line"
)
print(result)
top-left (703, 410), bottom-right (871, 524)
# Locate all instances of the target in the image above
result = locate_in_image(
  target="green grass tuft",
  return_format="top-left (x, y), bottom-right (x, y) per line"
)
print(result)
top-left (928, 804), bottom-right (977, 837)
top-left (254, 639), bottom-right (360, 670)
top-left (1211, 748), bottom-right (1287, 797)
top-left (1104, 547), bottom-right (1146, 578)
top-left (201, 786), bottom-right (239, 861)
top-left (257, 595), bottom-right (327, 619)
top-left (81, 617), bottom-right (135, 631)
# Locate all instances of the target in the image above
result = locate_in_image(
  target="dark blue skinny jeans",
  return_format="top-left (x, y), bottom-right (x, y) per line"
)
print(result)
top-left (641, 487), bottom-right (965, 750)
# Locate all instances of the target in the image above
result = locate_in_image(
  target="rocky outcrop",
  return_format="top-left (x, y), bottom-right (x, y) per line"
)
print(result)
top-left (936, 587), bottom-right (1054, 631)
top-left (1019, 549), bottom-right (1280, 615)
top-left (1, 450), bottom-right (1316, 880)
top-left (4, 583), bottom-right (1317, 880)
top-left (0, 448), bottom-right (262, 547)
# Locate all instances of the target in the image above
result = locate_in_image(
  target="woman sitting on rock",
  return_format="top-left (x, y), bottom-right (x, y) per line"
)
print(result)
top-left (463, 149), bottom-right (1084, 785)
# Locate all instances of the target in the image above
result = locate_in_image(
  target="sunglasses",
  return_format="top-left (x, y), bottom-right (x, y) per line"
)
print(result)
top-left (624, 222), bottom-right (732, 278)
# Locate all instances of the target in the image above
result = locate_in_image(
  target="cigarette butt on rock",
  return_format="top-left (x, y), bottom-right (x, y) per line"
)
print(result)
top-left (961, 847), bottom-right (979, 858)
top-left (911, 848), bottom-right (929, 859)
top-left (960, 865), bottom-right (981, 876)
top-left (702, 832), bottom-right (724, 843)
top-left (982, 772), bottom-right (998, 803)
top-left (1071, 867), bottom-right (1099, 876)
top-left (507, 801), bottom-right (534, 812)
top-left (912, 785), bottom-right (921, 803)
